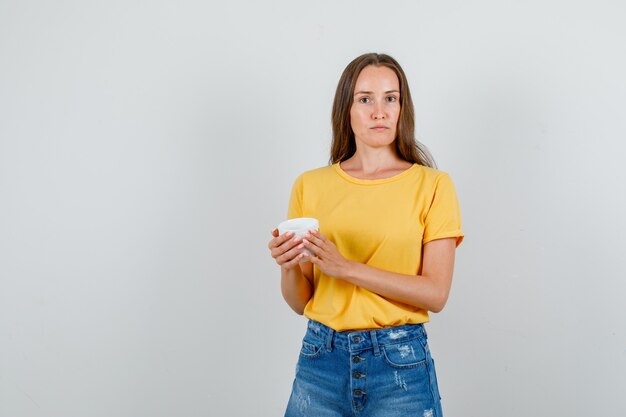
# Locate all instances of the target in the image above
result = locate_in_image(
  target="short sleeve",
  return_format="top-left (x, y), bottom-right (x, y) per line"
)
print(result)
top-left (287, 174), bottom-right (304, 219)
top-left (423, 173), bottom-right (464, 247)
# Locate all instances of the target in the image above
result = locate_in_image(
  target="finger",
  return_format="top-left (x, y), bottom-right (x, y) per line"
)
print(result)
top-left (302, 252), bottom-right (319, 265)
top-left (310, 229), bottom-right (326, 241)
top-left (282, 253), bottom-right (305, 269)
top-left (272, 235), bottom-right (303, 259)
top-left (276, 241), bottom-right (305, 264)
top-left (303, 232), bottom-right (324, 247)
top-left (278, 250), bottom-right (304, 268)
top-left (268, 231), bottom-right (294, 249)
top-left (271, 237), bottom-right (300, 259)
top-left (267, 229), bottom-right (279, 249)
top-left (279, 231), bottom-right (297, 244)
top-left (302, 239), bottom-right (320, 256)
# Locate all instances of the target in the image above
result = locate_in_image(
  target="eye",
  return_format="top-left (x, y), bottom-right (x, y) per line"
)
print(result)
top-left (358, 97), bottom-right (371, 104)
top-left (386, 95), bottom-right (399, 103)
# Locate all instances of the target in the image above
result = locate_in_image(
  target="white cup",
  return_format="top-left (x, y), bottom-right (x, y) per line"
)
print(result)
top-left (277, 217), bottom-right (320, 262)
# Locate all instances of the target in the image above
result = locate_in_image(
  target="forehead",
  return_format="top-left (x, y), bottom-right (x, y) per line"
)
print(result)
top-left (354, 65), bottom-right (399, 91)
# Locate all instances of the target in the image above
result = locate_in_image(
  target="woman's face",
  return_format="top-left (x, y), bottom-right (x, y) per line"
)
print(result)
top-left (350, 65), bottom-right (401, 150)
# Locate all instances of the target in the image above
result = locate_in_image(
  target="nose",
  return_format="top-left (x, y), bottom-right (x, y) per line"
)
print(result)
top-left (372, 103), bottom-right (385, 120)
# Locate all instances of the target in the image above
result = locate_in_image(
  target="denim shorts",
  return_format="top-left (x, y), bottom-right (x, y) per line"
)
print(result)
top-left (285, 320), bottom-right (443, 417)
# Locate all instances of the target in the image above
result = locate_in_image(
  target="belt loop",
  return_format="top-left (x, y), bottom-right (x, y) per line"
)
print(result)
top-left (326, 328), bottom-right (334, 352)
top-left (370, 330), bottom-right (380, 356)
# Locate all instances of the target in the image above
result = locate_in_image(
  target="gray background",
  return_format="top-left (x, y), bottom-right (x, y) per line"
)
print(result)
top-left (1, 0), bottom-right (625, 416)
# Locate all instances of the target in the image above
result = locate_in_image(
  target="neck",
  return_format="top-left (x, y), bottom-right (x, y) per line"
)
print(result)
top-left (343, 146), bottom-right (407, 175)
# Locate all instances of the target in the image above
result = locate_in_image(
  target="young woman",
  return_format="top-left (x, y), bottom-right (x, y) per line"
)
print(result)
top-left (268, 53), bottom-right (464, 417)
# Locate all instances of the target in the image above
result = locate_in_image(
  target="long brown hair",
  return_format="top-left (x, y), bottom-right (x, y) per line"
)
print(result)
top-left (330, 53), bottom-right (435, 168)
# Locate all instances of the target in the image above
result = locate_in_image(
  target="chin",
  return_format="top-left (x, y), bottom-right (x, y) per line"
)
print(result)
top-left (355, 134), bottom-right (397, 149)
top-left (367, 138), bottom-right (396, 148)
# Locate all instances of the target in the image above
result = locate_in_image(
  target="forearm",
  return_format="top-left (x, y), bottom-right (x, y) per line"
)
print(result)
top-left (281, 265), bottom-right (313, 315)
top-left (340, 261), bottom-right (449, 313)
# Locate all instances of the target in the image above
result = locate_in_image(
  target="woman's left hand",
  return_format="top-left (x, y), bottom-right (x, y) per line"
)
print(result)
top-left (302, 229), bottom-right (352, 279)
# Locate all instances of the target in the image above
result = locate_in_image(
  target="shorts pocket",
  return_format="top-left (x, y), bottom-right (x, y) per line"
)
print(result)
top-left (299, 338), bottom-right (325, 359)
top-left (381, 338), bottom-right (427, 369)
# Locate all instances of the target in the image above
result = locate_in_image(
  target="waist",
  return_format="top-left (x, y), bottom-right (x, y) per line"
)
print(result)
top-left (305, 319), bottom-right (428, 353)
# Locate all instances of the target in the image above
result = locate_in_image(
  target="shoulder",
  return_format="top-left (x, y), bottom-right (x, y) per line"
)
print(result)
top-left (409, 166), bottom-right (461, 203)
top-left (301, 164), bottom-right (335, 178)
top-left (293, 164), bottom-right (336, 184)
top-left (412, 164), bottom-right (454, 184)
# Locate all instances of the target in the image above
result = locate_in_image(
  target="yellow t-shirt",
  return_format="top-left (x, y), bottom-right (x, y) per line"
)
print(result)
top-left (287, 162), bottom-right (464, 331)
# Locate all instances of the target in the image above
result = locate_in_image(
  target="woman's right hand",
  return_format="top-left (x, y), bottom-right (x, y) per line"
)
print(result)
top-left (268, 228), bottom-right (305, 270)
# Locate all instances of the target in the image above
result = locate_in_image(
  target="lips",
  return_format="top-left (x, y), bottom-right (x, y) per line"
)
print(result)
top-left (370, 125), bottom-right (389, 131)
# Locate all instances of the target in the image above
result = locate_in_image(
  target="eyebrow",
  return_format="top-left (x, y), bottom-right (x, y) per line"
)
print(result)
top-left (354, 90), bottom-right (400, 96)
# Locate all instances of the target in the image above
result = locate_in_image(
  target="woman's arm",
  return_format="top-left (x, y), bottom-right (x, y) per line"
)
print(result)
top-left (269, 229), bottom-right (314, 315)
top-left (280, 260), bottom-right (313, 315)
top-left (302, 230), bottom-right (457, 313)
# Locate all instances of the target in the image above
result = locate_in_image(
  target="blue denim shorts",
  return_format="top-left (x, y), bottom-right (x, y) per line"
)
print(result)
top-left (285, 320), bottom-right (443, 417)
